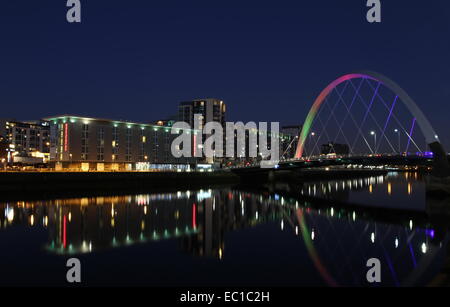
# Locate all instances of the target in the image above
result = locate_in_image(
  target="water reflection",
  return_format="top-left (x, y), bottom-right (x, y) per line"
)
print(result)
top-left (0, 172), bottom-right (449, 286)
top-left (298, 172), bottom-right (425, 211)
top-left (0, 191), bottom-right (288, 259)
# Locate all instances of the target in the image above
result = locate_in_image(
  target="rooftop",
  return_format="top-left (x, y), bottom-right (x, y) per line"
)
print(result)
top-left (44, 115), bottom-right (198, 132)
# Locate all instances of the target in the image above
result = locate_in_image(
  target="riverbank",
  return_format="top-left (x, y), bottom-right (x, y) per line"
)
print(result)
top-left (0, 171), bottom-right (240, 201)
top-left (0, 168), bottom-right (397, 201)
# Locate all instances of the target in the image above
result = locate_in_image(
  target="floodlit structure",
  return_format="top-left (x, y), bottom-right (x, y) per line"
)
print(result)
top-left (45, 115), bottom-right (198, 171)
top-left (295, 71), bottom-right (440, 159)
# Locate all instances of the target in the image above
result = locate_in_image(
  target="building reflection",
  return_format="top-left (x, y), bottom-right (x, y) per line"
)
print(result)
top-left (0, 180), bottom-right (449, 286)
top-left (0, 190), bottom-right (286, 259)
top-left (0, 187), bottom-right (445, 258)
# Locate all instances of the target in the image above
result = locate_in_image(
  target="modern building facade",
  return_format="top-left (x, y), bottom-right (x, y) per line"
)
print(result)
top-left (178, 99), bottom-right (226, 163)
top-left (0, 119), bottom-right (51, 163)
top-left (178, 98), bottom-right (226, 129)
top-left (224, 128), bottom-right (298, 166)
top-left (45, 115), bottom-right (198, 171)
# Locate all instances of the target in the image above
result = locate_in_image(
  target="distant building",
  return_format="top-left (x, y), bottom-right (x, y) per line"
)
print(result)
top-left (280, 125), bottom-right (302, 159)
top-left (44, 115), bottom-right (198, 171)
top-left (0, 135), bottom-right (8, 163)
top-left (321, 142), bottom-right (350, 156)
top-left (178, 99), bottom-right (226, 163)
top-left (221, 127), bottom-right (295, 167)
top-left (178, 98), bottom-right (226, 129)
top-left (0, 119), bottom-right (50, 163)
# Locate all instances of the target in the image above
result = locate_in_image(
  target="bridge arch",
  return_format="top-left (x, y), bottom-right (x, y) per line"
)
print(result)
top-left (294, 71), bottom-right (439, 159)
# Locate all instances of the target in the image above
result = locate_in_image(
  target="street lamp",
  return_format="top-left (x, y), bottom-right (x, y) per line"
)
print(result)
top-left (370, 131), bottom-right (377, 154)
top-left (309, 132), bottom-right (316, 156)
top-left (394, 129), bottom-right (400, 154)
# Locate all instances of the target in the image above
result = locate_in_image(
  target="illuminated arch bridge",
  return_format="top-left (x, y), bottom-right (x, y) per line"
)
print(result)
top-left (294, 71), bottom-right (442, 160)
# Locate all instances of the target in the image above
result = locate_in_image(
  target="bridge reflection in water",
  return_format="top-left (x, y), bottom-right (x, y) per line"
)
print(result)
top-left (297, 172), bottom-right (424, 210)
top-left (0, 174), bottom-right (449, 286)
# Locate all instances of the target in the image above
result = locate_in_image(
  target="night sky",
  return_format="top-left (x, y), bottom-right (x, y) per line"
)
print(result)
top-left (1, 1), bottom-right (450, 146)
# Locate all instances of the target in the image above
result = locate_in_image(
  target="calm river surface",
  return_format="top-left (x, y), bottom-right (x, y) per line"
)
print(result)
top-left (0, 171), bottom-right (448, 286)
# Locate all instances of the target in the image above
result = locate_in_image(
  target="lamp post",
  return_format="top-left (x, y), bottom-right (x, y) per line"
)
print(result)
top-left (370, 131), bottom-right (377, 154)
top-left (394, 129), bottom-right (400, 154)
top-left (310, 132), bottom-right (316, 157)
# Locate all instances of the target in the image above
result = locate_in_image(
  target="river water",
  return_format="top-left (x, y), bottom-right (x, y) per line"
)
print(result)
top-left (0, 171), bottom-right (448, 286)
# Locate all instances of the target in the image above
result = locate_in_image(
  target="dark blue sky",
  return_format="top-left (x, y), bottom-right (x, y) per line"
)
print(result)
top-left (1, 1), bottom-right (449, 144)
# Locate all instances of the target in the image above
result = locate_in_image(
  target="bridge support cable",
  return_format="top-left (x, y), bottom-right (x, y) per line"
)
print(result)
top-left (330, 78), bottom-right (365, 155)
top-left (363, 79), bottom-right (423, 153)
top-left (307, 84), bottom-right (351, 158)
top-left (348, 79), bottom-right (397, 154)
top-left (281, 136), bottom-right (303, 160)
top-left (295, 72), bottom-right (441, 160)
top-left (376, 96), bottom-right (398, 154)
top-left (335, 79), bottom-right (380, 155)
top-left (405, 118), bottom-right (419, 153)
top-left (324, 87), bottom-right (357, 155)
